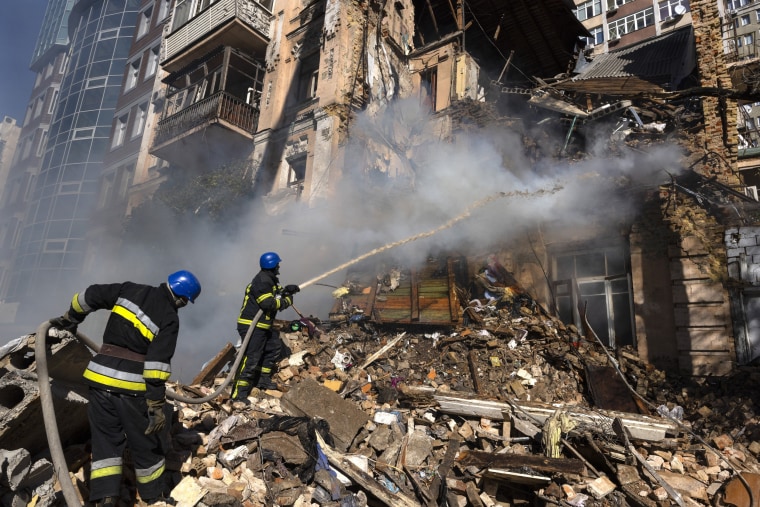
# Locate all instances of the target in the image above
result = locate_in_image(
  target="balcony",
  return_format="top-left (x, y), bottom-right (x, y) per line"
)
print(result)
top-left (150, 91), bottom-right (258, 166)
top-left (162, 0), bottom-right (272, 72)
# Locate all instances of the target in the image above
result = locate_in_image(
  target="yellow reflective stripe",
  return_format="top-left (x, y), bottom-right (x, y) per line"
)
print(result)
top-left (83, 368), bottom-right (147, 392)
top-left (136, 463), bottom-right (165, 484)
top-left (144, 369), bottom-right (170, 380)
top-left (256, 293), bottom-right (274, 304)
top-left (91, 465), bottom-right (122, 479)
top-left (112, 305), bottom-right (156, 341)
top-left (261, 366), bottom-right (272, 373)
top-left (237, 318), bottom-right (253, 325)
top-left (255, 321), bottom-right (272, 329)
top-left (71, 291), bottom-right (92, 313)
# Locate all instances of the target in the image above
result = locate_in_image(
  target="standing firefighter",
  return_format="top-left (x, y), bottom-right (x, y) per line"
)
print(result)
top-left (231, 251), bottom-right (299, 406)
top-left (49, 270), bottom-right (202, 507)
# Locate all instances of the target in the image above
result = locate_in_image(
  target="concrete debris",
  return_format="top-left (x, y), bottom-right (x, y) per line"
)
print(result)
top-left (2, 274), bottom-right (760, 507)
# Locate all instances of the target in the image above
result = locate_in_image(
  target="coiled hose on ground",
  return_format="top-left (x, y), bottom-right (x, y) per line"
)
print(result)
top-left (35, 309), bottom-right (263, 507)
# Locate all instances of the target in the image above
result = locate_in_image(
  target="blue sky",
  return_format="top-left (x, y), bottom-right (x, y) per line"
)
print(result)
top-left (0, 1), bottom-right (49, 122)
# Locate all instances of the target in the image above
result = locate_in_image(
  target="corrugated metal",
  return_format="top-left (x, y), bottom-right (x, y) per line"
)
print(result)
top-left (572, 25), bottom-right (694, 83)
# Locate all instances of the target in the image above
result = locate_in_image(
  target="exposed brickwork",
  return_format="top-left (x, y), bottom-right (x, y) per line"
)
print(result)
top-left (690, 0), bottom-right (739, 187)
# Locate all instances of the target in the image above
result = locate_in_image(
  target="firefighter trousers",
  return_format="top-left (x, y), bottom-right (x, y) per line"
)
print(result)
top-left (231, 327), bottom-right (284, 399)
top-left (88, 388), bottom-right (169, 502)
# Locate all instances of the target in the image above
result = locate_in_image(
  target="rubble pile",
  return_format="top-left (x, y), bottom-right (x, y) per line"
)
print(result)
top-left (2, 291), bottom-right (760, 507)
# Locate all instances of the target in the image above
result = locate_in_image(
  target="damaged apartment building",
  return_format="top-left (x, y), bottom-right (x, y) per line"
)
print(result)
top-left (129, 0), bottom-right (760, 378)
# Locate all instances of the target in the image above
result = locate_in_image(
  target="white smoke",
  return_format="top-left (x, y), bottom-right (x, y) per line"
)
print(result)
top-left (2, 97), bottom-right (685, 383)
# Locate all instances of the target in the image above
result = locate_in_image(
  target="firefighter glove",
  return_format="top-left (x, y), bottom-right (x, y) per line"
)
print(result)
top-left (284, 284), bottom-right (300, 294)
top-left (49, 312), bottom-right (79, 334)
top-left (145, 398), bottom-right (166, 435)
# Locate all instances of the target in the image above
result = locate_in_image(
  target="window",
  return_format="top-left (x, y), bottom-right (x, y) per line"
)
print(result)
top-left (728, 0), bottom-right (750, 10)
top-left (24, 103), bottom-right (33, 126)
top-left (45, 62), bottom-right (54, 78)
top-left (297, 55), bottom-right (319, 101)
top-left (145, 46), bottom-right (160, 78)
top-left (125, 59), bottom-right (141, 90)
top-left (755, 116), bottom-right (760, 128)
top-left (287, 156), bottom-right (306, 191)
top-left (658, 0), bottom-right (689, 19)
top-left (552, 246), bottom-right (634, 348)
top-left (607, 0), bottom-right (634, 9)
top-left (86, 77), bottom-right (107, 89)
top-left (137, 7), bottom-right (153, 38)
top-left (73, 127), bottom-right (95, 139)
top-left (420, 67), bottom-right (437, 111)
top-left (33, 95), bottom-right (45, 118)
top-left (99, 28), bottom-right (119, 40)
top-left (48, 88), bottom-right (59, 114)
top-left (608, 7), bottom-right (655, 39)
top-left (132, 103), bottom-right (148, 138)
top-left (157, 0), bottom-right (171, 21)
top-left (22, 137), bottom-right (33, 160)
top-left (36, 129), bottom-right (48, 157)
top-left (586, 26), bottom-right (604, 46)
top-left (171, 0), bottom-right (192, 30)
top-left (575, 0), bottom-right (602, 21)
top-left (59, 52), bottom-right (68, 74)
top-left (112, 114), bottom-right (129, 148)
top-left (741, 14), bottom-right (751, 26)
top-left (44, 240), bottom-right (67, 253)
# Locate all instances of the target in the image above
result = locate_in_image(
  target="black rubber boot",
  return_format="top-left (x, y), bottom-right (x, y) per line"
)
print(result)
top-left (93, 497), bottom-right (118, 507)
top-left (256, 373), bottom-right (279, 391)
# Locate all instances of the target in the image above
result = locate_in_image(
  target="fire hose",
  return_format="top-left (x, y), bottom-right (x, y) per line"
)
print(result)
top-left (35, 309), bottom-right (263, 507)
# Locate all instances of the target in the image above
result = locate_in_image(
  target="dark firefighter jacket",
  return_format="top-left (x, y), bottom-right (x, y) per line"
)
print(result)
top-left (237, 269), bottom-right (292, 332)
top-left (73, 282), bottom-right (179, 401)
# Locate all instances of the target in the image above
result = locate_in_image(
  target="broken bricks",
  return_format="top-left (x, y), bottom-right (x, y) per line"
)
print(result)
top-left (4, 290), bottom-right (760, 506)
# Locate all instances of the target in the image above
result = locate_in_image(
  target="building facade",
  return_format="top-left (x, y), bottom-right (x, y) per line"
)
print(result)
top-left (0, 0), bottom-right (75, 330)
top-left (85, 0), bottom-right (174, 277)
top-left (572, 0), bottom-right (693, 54)
top-left (8, 0), bottom-right (141, 326)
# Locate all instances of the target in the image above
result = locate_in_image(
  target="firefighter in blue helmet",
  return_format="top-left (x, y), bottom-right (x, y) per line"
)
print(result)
top-left (49, 270), bottom-right (201, 507)
top-left (231, 252), bottom-right (299, 406)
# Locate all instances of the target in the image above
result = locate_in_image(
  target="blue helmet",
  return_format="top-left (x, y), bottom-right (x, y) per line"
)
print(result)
top-left (260, 252), bottom-right (281, 270)
top-left (168, 270), bottom-right (201, 303)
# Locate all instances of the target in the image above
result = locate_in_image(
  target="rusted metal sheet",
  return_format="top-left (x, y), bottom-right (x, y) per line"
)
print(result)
top-left (330, 257), bottom-right (462, 326)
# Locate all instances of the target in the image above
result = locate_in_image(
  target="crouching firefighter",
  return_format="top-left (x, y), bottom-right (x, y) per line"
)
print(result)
top-left (49, 270), bottom-right (202, 507)
top-left (231, 251), bottom-right (300, 406)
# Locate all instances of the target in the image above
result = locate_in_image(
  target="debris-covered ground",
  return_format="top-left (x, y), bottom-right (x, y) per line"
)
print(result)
top-left (2, 278), bottom-right (760, 507)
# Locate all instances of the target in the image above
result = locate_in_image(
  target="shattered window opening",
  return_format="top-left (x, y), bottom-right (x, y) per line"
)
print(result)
top-left (552, 247), bottom-right (634, 348)
top-left (420, 67), bottom-right (437, 112)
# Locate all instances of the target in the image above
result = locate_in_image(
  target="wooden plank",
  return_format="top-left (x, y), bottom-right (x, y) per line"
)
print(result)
top-left (411, 268), bottom-right (419, 322)
top-left (191, 342), bottom-right (236, 386)
top-left (447, 257), bottom-right (460, 323)
top-left (457, 450), bottom-right (586, 475)
top-left (397, 386), bottom-right (678, 441)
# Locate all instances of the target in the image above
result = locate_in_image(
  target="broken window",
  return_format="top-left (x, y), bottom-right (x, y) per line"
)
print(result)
top-left (420, 67), bottom-right (437, 111)
top-left (552, 246), bottom-right (634, 348)
top-left (287, 155), bottom-right (306, 193)
top-left (297, 54), bottom-right (319, 102)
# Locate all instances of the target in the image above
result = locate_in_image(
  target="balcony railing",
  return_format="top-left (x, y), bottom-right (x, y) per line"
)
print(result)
top-left (154, 91), bottom-right (258, 146)
top-left (163, 0), bottom-right (272, 63)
